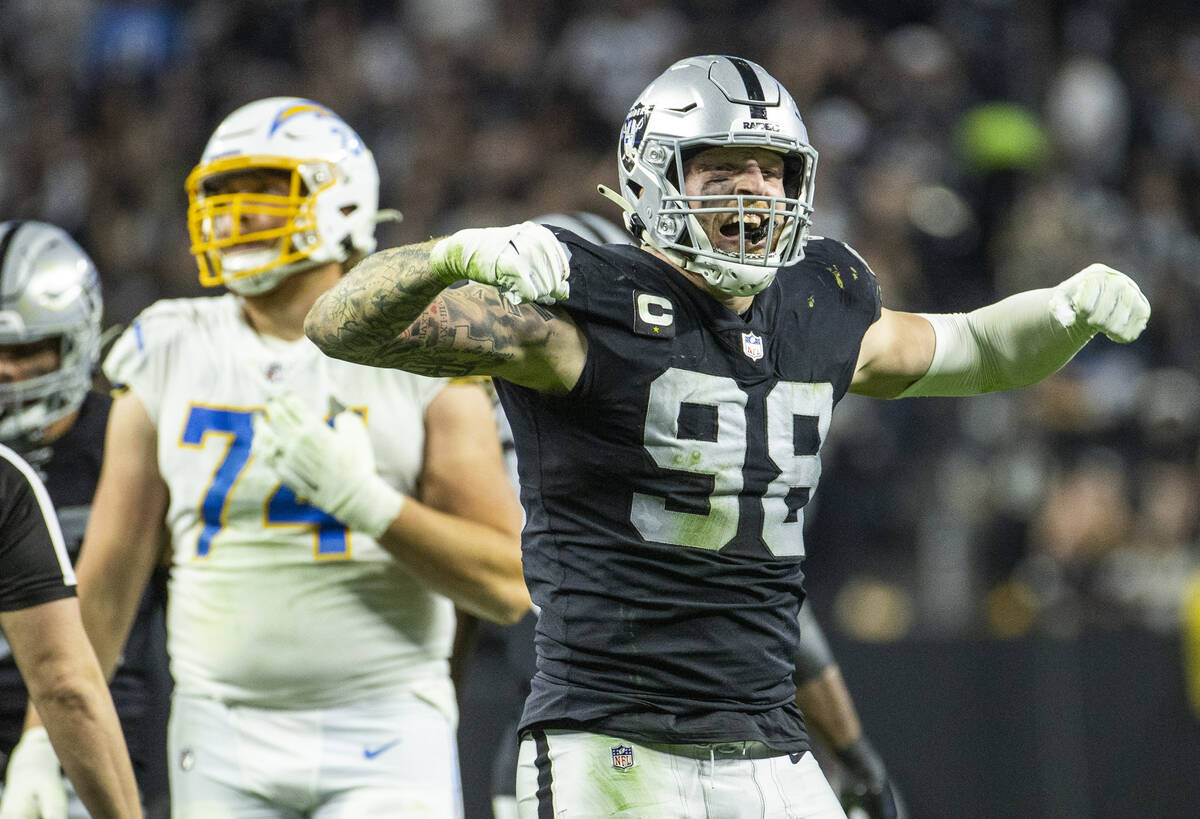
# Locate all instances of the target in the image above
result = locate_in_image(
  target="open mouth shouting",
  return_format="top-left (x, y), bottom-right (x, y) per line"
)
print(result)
top-left (717, 211), bottom-right (772, 255)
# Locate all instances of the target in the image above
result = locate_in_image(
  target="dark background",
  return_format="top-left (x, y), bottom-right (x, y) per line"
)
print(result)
top-left (4, 1), bottom-right (1198, 815)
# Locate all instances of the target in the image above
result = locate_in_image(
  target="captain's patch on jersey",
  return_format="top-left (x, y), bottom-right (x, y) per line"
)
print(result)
top-left (741, 331), bottom-right (764, 360)
top-left (633, 291), bottom-right (675, 338)
top-left (611, 745), bottom-right (635, 770)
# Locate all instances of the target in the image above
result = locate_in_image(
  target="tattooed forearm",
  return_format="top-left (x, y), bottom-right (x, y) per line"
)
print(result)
top-left (305, 241), bottom-right (579, 389)
top-left (362, 285), bottom-right (562, 378)
top-left (306, 243), bottom-right (445, 364)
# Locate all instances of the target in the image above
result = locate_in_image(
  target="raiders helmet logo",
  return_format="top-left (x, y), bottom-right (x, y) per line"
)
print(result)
top-left (620, 103), bottom-right (653, 173)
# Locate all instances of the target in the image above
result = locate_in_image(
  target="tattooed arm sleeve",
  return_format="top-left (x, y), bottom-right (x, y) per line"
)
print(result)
top-left (305, 241), bottom-right (586, 391)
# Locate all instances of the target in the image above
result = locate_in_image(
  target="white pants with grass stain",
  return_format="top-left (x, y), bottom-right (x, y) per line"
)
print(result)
top-left (516, 730), bottom-right (846, 819)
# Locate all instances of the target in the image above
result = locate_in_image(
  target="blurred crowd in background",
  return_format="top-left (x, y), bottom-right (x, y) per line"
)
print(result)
top-left (2, 0), bottom-right (1198, 643)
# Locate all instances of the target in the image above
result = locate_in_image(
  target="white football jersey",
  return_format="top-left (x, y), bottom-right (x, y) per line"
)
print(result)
top-left (105, 294), bottom-right (455, 713)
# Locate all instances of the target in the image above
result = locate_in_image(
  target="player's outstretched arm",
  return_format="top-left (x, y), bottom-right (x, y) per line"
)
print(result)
top-left (2, 600), bottom-right (142, 819)
top-left (851, 263), bottom-right (1150, 399)
top-left (305, 226), bottom-right (585, 393)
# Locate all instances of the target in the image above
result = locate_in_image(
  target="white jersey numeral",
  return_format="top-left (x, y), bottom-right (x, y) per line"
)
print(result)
top-left (630, 368), bottom-right (832, 556)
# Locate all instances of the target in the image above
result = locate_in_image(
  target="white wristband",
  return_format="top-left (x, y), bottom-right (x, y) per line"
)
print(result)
top-left (337, 476), bottom-right (406, 540)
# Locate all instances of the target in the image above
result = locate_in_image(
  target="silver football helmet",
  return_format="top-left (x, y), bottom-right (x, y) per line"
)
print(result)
top-left (0, 221), bottom-right (102, 445)
top-left (607, 55), bottom-right (818, 296)
top-left (186, 97), bottom-right (382, 296)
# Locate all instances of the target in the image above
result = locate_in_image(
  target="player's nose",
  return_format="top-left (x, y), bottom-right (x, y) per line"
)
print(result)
top-left (734, 166), bottom-right (770, 196)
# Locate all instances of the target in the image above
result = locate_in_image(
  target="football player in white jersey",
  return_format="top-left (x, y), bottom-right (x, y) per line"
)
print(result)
top-left (19, 98), bottom-right (527, 819)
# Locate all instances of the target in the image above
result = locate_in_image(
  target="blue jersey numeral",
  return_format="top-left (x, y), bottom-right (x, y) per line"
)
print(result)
top-left (266, 485), bottom-right (348, 557)
top-left (181, 405), bottom-right (349, 558)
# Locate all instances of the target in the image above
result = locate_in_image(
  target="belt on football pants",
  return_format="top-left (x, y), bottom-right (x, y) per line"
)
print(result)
top-left (639, 740), bottom-right (788, 760)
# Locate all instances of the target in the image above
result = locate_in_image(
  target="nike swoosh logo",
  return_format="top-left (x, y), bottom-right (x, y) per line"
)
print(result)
top-left (363, 739), bottom-right (401, 760)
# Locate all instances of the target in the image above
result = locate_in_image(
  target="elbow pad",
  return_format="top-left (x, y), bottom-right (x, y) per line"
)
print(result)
top-left (792, 604), bottom-right (836, 685)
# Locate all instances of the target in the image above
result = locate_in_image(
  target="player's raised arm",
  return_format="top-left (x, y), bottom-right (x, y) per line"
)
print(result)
top-left (305, 225), bottom-right (586, 393)
top-left (851, 263), bottom-right (1150, 399)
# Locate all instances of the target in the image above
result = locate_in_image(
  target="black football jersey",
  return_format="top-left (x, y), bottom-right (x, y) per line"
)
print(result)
top-left (37, 390), bottom-right (110, 554)
top-left (0, 391), bottom-right (110, 619)
top-left (495, 233), bottom-right (881, 751)
top-left (0, 392), bottom-right (171, 805)
top-left (0, 447), bottom-right (75, 613)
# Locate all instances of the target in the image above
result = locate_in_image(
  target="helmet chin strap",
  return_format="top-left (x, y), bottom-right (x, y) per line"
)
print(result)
top-left (596, 184), bottom-right (777, 297)
top-left (597, 183), bottom-right (692, 269)
top-left (597, 185), bottom-right (643, 241)
top-left (224, 267), bottom-right (293, 297)
top-left (374, 208), bottom-right (403, 226)
top-left (0, 402), bottom-right (54, 448)
top-left (221, 241), bottom-right (335, 296)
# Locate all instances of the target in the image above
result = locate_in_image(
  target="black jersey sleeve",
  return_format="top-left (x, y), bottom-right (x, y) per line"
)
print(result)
top-left (800, 237), bottom-right (883, 325)
top-left (0, 445), bottom-right (76, 612)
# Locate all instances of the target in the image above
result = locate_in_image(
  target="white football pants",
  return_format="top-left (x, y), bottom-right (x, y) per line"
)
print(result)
top-left (168, 691), bottom-right (462, 818)
top-left (516, 729), bottom-right (847, 818)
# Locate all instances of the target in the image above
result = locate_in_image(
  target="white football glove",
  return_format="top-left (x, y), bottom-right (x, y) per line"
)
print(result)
top-left (0, 728), bottom-right (66, 819)
top-left (1048, 263), bottom-right (1150, 344)
top-left (251, 394), bottom-right (405, 540)
top-left (430, 221), bottom-right (571, 305)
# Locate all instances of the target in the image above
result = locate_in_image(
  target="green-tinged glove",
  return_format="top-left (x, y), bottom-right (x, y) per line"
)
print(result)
top-left (1048, 263), bottom-right (1150, 343)
top-left (0, 728), bottom-right (66, 819)
top-left (430, 221), bottom-right (571, 305)
top-left (252, 393), bottom-right (404, 539)
top-left (837, 737), bottom-right (906, 819)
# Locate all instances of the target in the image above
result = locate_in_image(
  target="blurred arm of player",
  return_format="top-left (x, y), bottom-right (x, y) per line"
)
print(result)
top-left (2, 392), bottom-right (162, 819)
top-left (72, 392), bottom-right (170, 680)
top-left (253, 384), bottom-right (528, 625)
top-left (793, 606), bottom-right (904, 819)
top-left (1, 601), bottom-right (143, 819)
top-left (850, 263), bottom-right (1150, 398)
top-left (302, 226), bottom-right (586, 394)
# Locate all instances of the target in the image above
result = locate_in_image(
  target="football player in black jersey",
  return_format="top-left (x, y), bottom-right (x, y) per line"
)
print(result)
top-left (303, 55), bottom-right (1149, 817)
top-left (0, 443), bottom-right (140, 818)
top-left (0, 221), bottom-right (170, 818)
top-left (481, 212), bottom-right (903, 819)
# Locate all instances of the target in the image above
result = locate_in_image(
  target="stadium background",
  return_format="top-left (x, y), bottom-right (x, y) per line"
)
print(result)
top-left (2, 0), bottom-right (1198, 816)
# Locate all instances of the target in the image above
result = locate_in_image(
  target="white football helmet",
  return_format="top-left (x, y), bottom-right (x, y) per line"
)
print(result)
top-left (0, 221), bottom-right (102, 446)
top-left (607, 55), bottom-right (818, 296)
top-left (186, 97), bottom-right (381, 295)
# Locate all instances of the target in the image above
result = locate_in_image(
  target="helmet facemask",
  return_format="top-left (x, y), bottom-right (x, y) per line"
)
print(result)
top-left (0, 336), bottom-right (87, 447)
top-left (648, 141), bottom-right (815, 294)
top-left (187, 158), bottom-right (343, 295)
top-left (186, 98), bottom-right (382, 296)
top-left (0, 221), bottom-right (102, 449)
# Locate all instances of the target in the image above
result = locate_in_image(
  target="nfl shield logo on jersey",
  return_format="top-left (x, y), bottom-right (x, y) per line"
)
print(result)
top-left (741, 331), bottom-right (764, 361)
top-left (611, 745), bottom-right (635, 770)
